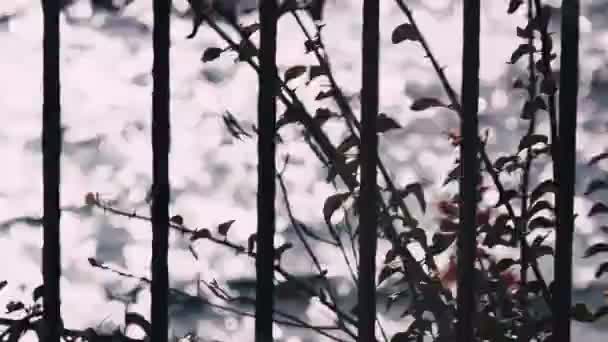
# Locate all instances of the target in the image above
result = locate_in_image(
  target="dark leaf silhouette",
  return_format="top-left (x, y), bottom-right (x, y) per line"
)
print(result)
top-left (430, 233), bottom-right (456, 255)
top-left (439, 219), bottom-right (459, 233)
top-left (190, 228), bottom-right (211, 241)
top-left (595, 263), bottom-right (608, 278)
top-left (571, 303), bottom-right (595, 322)
top-left (534, 245), bottom-right (554, 258)
top-left (309, 65), bottom-right (325, 82)
top-left (496, 258), bottom-right (518, 273)
top-left (540, 78), bottom-right (557, 95)
top-left (391, 23), bottom-right (420, 44)
top-left (6, 301), bottom-right (25, 314)
top-left (377, 113), bottom-right (402, 133)
top-left (585, 179), bottom-right (608, 196)
top-left (410, 98), bottom-right (446, 111)
top-left (315, 88), bottom-right (337, 100)
top-left (528, 216), bottom-right (555, 230)
top-left (217, 220), bottom-right (236, 236)
top-left (323, 192), bottom-right (350, 222)
top-left (241, 23), bottom-right (260, 38)
top-left (284, 65), bottom-right (307, 83)
top-left (509, 44), bottom-right (535, 64)
top-left (125, 312), bottom-right (152, 337)
top-left (185, 0), bottom-right (206, 39)
top-left (589, 152), bottom-right (608, 165)
top-left (495, 189), bottom-right (519, 208)
top-left (494, 155), bottom-right (519, 171)
top-left (530, 179), bottom-right (557, 204)
top-left (0, 280), bottom-right (6, 292)
top-left (248, 233), bottom-right (257, 254)
top-left (528, 200), bottom-right (554, 219)
top-left (32, 285), bottom-right (44, 302)
top-left (507, 0), bottom-right (523, 14)
top-left (202, 47), bottom-right (223, 62)
top-left (583, 243), bottom-right (608, 258)
top-left (275, 242), bottom-right (293, 261)
top-left (589, 202), bottom-right (608, 217)
top-left (518, 134), bottom-right (548, 152)
top-left (336, 135), bottom-right (358, 154)
top-left (170, 215), bottom-right (184, 225)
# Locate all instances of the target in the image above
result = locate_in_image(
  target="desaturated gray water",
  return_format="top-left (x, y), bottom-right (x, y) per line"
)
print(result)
top-left (1, 0), bottom-right (608, 340)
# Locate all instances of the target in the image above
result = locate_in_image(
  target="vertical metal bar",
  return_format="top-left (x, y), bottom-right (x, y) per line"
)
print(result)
top-left (457, 0), bottom-right (481, 341)
top-left (41, 1), bottom-right (62, 341)
top-left (255, 0), bottom-right (278, 341)
top-left (358, 0), bottom-right (380, 340)
top-left (553, 1), bottom-right (579, 341)
top-left (151, 0), bottom-right (171, 341)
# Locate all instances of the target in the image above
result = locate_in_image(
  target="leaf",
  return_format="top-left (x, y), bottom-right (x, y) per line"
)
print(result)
top-left (88, 257), bottom-right (102, 267)
top-left (530, 179), bottom-right (557, 204)
top-left (277, 106), bottom-right (306, 129)
top-left (315, 89), bottom-right (336, 101)
top-left (391, 23), bottom-right (420, 44)
top-left (527, 200), bottom-right (554, 219)
top-left (323, 193), bottom-right (350, 223)
top-left (496, 258), bottom-right (518, 273)
top-left (309, 65), bottom-right (325, 82)
top-left (190, 228), bottom-right (211, 241)
top-left (521, 97), bottom-right (546, 119)
top-left (378, 265), bottom-right (399, 285)
top-left (533, 245), bottom-right (554, 258)
top-left (6, 301), bottom-right (24, 314)
top-left (186, 11), bottom-right (204, 39)
top-left (584, 243), bottom-right (608, 258)
top-left (33, 284), bottom-right (44, 302)
top-left (443, 164), bottom-right (461, 186)
top-left (572, 303), bottom-right (595, 322)
top-left (439, 219), bottom-right (459, 232)
top-left (284, 65), bottom-right (307, 83)
top-left (218, 220), bottom-right (236, 236)
top-left (495, 189), bottom-right (519, 208)
top-left (307, 0), bottom-right (326, 21)
top-left (410, 98), bottom-right (446, 111)
top-left (313, 108), bottom-right (336, 127)
top-left (430, 233), bottom-right (456, 255)
top-left (540, 78), bottom-right (557, 95)
top-left (596, 263), bottom-right (608, 278)
top-left (585, 179), bottom-right (608, 196)
top-left (248, 233), bottom-right (257, 254)
top-left (201, 47), bottom-right (223, 62)
top-left (518, 134), bottom-right (548, 152)
top-left (589, 152), bottom-right (608, 166)
top-left (507, 0), bottom-right (524, 14)
top-left (125, 312), bottom-right (152, 337)
top-left (589, 202), bottom-right (608, 217)
top-left (377, 113), bottom-right (401, 133)
top-left (275, 242), bottom-right (293, 261)
top-left (170, 215), bottom-right (184, 225)
top-left (516, 26), bottom-right (533, 39)
top-left (0, 280), bottom-right (6, 292)
top-left (494, 155), bottom-right (519, 170)
top-left (394, 182), bottom-right (426, 213)
top-left (237, 39), bottom-right (257, 61)
top-left (528, 216), bottom-right (555, 230)
top-left (241, 23), bottom-right (260, 38)
top-left (508, 44), bottom-right (535, 65)
top-left (513, 78), bottom-right (526, 89)
top-left (336, 135), bottom-right (358, 155)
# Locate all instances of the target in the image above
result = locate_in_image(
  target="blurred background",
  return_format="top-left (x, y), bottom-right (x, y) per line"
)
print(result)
top-left (1, 0), bottom-right (608, 340)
